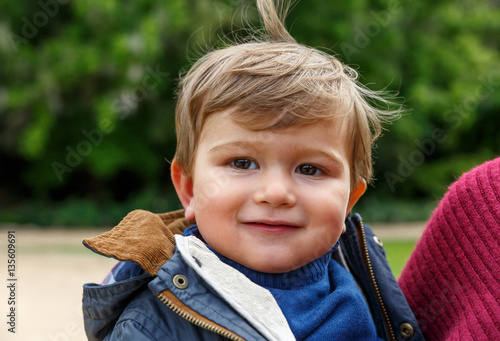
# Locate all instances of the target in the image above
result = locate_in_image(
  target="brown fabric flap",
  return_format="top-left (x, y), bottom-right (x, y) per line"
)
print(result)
top-left (83, 209), bottom-right (194, 275)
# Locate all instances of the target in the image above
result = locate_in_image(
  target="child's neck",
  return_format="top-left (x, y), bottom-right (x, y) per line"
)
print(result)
top-left (183, 225), bottom-right (336, 289)
top-left (211, 248), bottom-right (334, 290)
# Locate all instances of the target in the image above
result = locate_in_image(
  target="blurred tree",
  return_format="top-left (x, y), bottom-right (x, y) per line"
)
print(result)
top-left (0, 0), bottom-right (498, 225)
top-left (0, 0), bottom-right (242, 221)
top-left (288, 0), bottom-right (500, 205)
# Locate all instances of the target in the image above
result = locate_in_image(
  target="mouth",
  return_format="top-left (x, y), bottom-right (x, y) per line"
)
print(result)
top-left (243, 220), bottom-right (301, 232)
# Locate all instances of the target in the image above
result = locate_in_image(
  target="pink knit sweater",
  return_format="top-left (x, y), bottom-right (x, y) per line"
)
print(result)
top-left (398, 157), bottom-right (500, 340)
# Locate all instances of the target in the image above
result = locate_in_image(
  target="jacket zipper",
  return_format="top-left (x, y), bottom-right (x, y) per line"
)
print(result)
top-left (355, 218), bottom-right (396, 341)
top-left (157, 292), bottom-right (245, 341)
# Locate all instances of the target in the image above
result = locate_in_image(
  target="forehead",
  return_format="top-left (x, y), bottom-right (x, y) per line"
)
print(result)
top-left (198, 110), bottom-right (352, 158)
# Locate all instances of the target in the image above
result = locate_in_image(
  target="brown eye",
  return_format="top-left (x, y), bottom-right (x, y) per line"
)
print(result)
top-left (297, 164), bottom-right (321, 176)
top-left (231, 159), bottom-right (257, 170)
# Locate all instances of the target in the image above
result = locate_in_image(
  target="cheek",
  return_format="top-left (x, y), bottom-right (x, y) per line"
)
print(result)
top-left (192, 176), bottom-right (239, 225)
top-left (309, 193), bottom-right (350, 227)
top-left (193, 169), bottom-right (233, 203)
top-left (313, 184), bottom-right (350, 208)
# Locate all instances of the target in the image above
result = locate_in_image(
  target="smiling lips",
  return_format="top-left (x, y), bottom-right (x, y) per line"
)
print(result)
top-left (243, 220), bottom-right (301, 233)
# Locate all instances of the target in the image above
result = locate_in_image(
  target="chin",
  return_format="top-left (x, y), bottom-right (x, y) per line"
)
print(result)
top-left (247, 259), bottom-right (303, 274)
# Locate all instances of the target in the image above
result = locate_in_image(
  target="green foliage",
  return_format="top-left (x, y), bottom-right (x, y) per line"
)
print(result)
top-left (356, 198), bottom-right (437, 223)
top-left (0, 0), bottom-right (499, 226)
top-left (0, 187), bottom-right (182, 227)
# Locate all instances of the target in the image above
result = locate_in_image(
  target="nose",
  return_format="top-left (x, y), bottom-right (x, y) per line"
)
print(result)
top-left (253, 170), bottom-right (296, 208)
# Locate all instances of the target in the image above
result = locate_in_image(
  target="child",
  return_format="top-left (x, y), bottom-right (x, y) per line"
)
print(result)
top-left (82, 0), bottom-right (423, 340)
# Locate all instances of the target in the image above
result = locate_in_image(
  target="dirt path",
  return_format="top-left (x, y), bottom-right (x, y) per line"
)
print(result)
top-left (0, 222), bottom-right (425, 341)
top-left (0, 228), bottom-right (117, 341)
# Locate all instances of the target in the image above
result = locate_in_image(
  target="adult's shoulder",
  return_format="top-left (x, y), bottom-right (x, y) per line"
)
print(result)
top-left (398, 156), bottom-right (500, 341)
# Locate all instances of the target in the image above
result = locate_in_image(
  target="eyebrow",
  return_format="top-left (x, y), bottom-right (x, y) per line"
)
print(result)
top-left (312, 150), bottom-right (345, 171)
top-left (209, 141), bottom-right (259, 154)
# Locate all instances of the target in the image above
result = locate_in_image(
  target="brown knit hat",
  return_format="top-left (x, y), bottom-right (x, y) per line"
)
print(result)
top-left (398, 157), bottom-right (500, 340)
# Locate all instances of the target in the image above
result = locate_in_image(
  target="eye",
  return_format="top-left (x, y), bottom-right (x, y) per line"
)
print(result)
top-left (296, 164), bottom-right (322, 176)
top-left (230, 158), bottom-right (258, 170)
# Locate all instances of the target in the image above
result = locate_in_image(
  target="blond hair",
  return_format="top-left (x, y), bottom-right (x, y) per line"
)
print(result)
top-left (174, 0), bottom-right (400, 187)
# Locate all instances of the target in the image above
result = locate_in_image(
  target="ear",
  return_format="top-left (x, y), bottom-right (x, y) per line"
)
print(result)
top-left (346, 179), bottom-right (367, 216)
top-left (342, 179), bottom-right (366, 234)
top-left (171, 159), bottom-right (196, 221)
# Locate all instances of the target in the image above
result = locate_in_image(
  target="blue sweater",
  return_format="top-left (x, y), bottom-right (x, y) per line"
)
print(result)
top-left (184, 226), bottom-right (381, 340)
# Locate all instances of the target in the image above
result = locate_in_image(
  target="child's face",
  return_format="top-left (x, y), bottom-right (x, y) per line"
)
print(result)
top-left (173, 110), bottom-right (365, 273)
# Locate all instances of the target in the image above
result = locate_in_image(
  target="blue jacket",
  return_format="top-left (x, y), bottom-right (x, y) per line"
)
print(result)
top-left (82, 209), bottom-right (424, 341)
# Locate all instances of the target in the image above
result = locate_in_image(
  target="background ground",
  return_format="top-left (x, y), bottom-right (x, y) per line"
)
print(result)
top-left (0, 222), bottom-right (424, 341)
